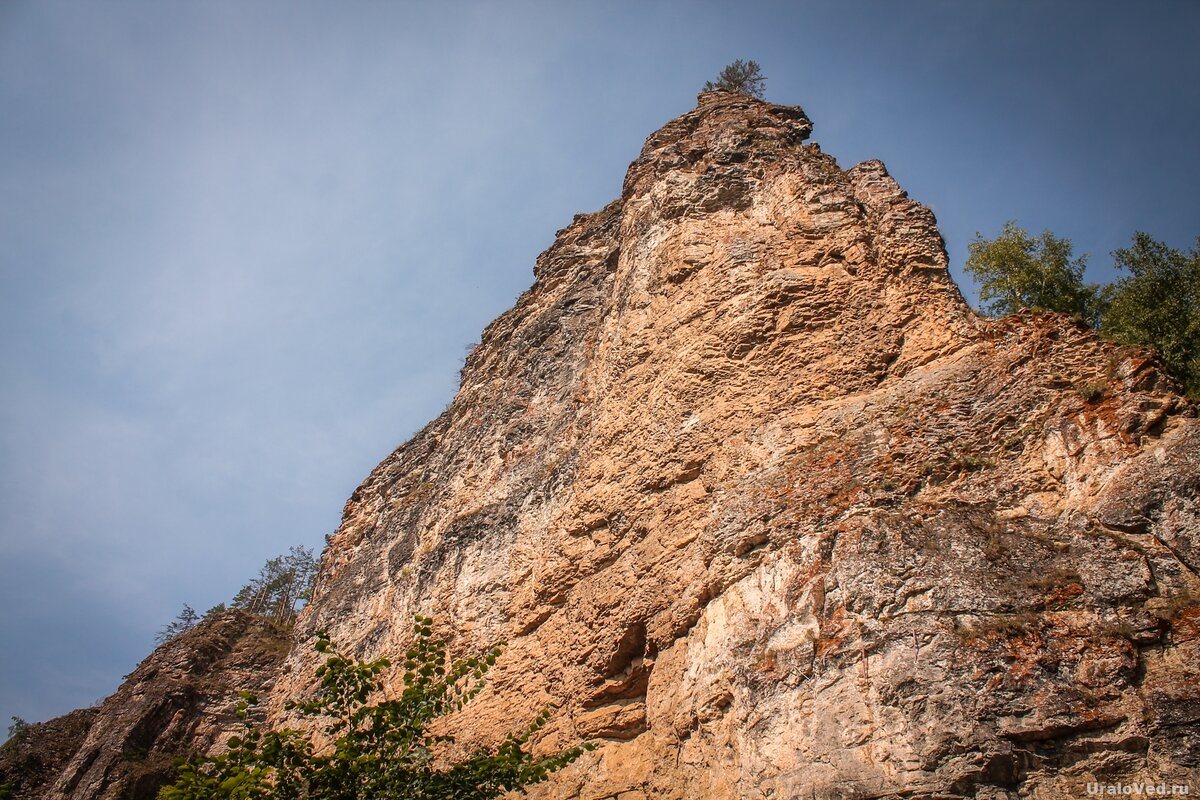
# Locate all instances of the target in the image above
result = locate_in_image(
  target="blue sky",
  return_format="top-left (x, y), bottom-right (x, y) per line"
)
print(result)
top-left (2, 0), bottom-right (1198, 727)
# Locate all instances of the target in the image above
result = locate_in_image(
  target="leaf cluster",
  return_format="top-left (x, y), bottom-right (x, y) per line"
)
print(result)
top-left (1101, 233), bottom-right (1200, 396)
top-left (158, 617), bottom-right (592, 800)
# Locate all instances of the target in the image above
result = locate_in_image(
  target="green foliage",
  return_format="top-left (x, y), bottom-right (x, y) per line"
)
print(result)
top-left (703, 59), bottom-right (766, 98)
top-left (232, 546), bottom-right (318, 625)
top-left (156, 604), bottom-right (200, 644)
top-left (1100, 233), bottom-right (1200, 397)
top-left (965, 221), bottom-right (1101, 323)
top-left (966, 224), bottom-right (1199, 397)
top-left (5, 718), bottom-right (28, 742)
top-left (158, 617), bottom-right (592, 799)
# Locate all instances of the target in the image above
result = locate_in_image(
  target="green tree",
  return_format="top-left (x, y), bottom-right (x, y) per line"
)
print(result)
top-left (232, 546), bottom-right (318, 625)
top-left (703, 59), bottom-right (766, 98)
top-left (2, 719), bottom-right (30, 798)
top-left (156, 604), bottom-right (200, 644)
top-left (965, 221), bottom-right (1102, 324)
top-left (158, 616), bottom-right (592, 799)
top-left (1101, 232), bottom-right (1200, 397)
top-left (5, 718), bottom-right (28, 742)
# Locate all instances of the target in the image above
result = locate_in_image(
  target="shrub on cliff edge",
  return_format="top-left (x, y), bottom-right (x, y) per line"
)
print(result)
top-left (1101, 233), bottom-right (1200, 397)
top-left (965, 221), bottom-right (1102, 324)
top-left (967, 224), bottom-right (1199, 397)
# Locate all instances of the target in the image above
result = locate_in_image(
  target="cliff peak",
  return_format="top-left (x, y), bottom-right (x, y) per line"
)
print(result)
top-left (622, 90), bottom-right (812, 200)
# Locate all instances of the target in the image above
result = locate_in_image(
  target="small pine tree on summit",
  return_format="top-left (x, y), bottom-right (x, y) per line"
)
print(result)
top-left (704, 60), bottom-right (766, 98)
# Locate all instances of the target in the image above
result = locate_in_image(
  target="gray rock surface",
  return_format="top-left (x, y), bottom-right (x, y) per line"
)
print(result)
top-left (40, 611), bottom-right (287, 800)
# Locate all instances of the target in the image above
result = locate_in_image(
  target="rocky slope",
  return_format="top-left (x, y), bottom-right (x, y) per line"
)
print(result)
top-left (272, 91), bottom-right (1199, 797)
top-left (0, 710), bottom-right (98, 799)
top-left (21, 611), bottom-right (288, 800)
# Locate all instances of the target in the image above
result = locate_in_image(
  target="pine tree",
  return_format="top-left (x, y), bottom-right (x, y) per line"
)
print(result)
top-left (231, 546), bottom-right (318, 624)
top-left (703, 60), bottom-right (767, 98)
top-left (6, 717), bottom-right (28, 741)
top-left (156, 604), bottom-right (200, 644)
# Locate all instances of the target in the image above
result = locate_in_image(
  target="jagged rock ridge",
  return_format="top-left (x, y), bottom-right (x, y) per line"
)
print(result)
top-left (0, 710), bottom-right (98, 800)
top-left (17, 92), bottom-right (1199, 799)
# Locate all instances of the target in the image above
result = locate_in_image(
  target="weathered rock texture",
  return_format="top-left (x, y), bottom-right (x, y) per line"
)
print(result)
top-left (34, 611), bottom-right (288, 800)
top-left (275, 92), bottom-right (1200, 797)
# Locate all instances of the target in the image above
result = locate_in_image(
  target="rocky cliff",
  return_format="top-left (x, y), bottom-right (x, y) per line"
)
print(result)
top-left (278, 91), bottom-right (1200, 797)
top-left (16, 91), bottom-right (1199, 799)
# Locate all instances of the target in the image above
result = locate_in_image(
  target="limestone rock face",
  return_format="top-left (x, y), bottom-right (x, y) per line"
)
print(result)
top-left (275, 92), bottom-right (1200, 797)
top-left (39, 611), bottom-right (287, 800)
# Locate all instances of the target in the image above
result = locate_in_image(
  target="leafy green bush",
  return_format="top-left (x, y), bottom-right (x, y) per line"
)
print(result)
top-left (965, 221), bottom-right (1102, 323)
top-left (159, 617), bottom-right (591, 799)
top-left (964, 225), bottom-right (1199, 397)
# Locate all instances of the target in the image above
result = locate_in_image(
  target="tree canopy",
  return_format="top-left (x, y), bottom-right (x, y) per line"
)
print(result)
top-left (1101, 233), bottom-right (1200, 396)
top-left (231, 546), bottom-right (318, 625)
top-left (964, 221), bottom-right (1101, 324)
top-left (156, 545), bottom-right (319, 647)
top-left (703, 60), bottom-right (766, 98)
